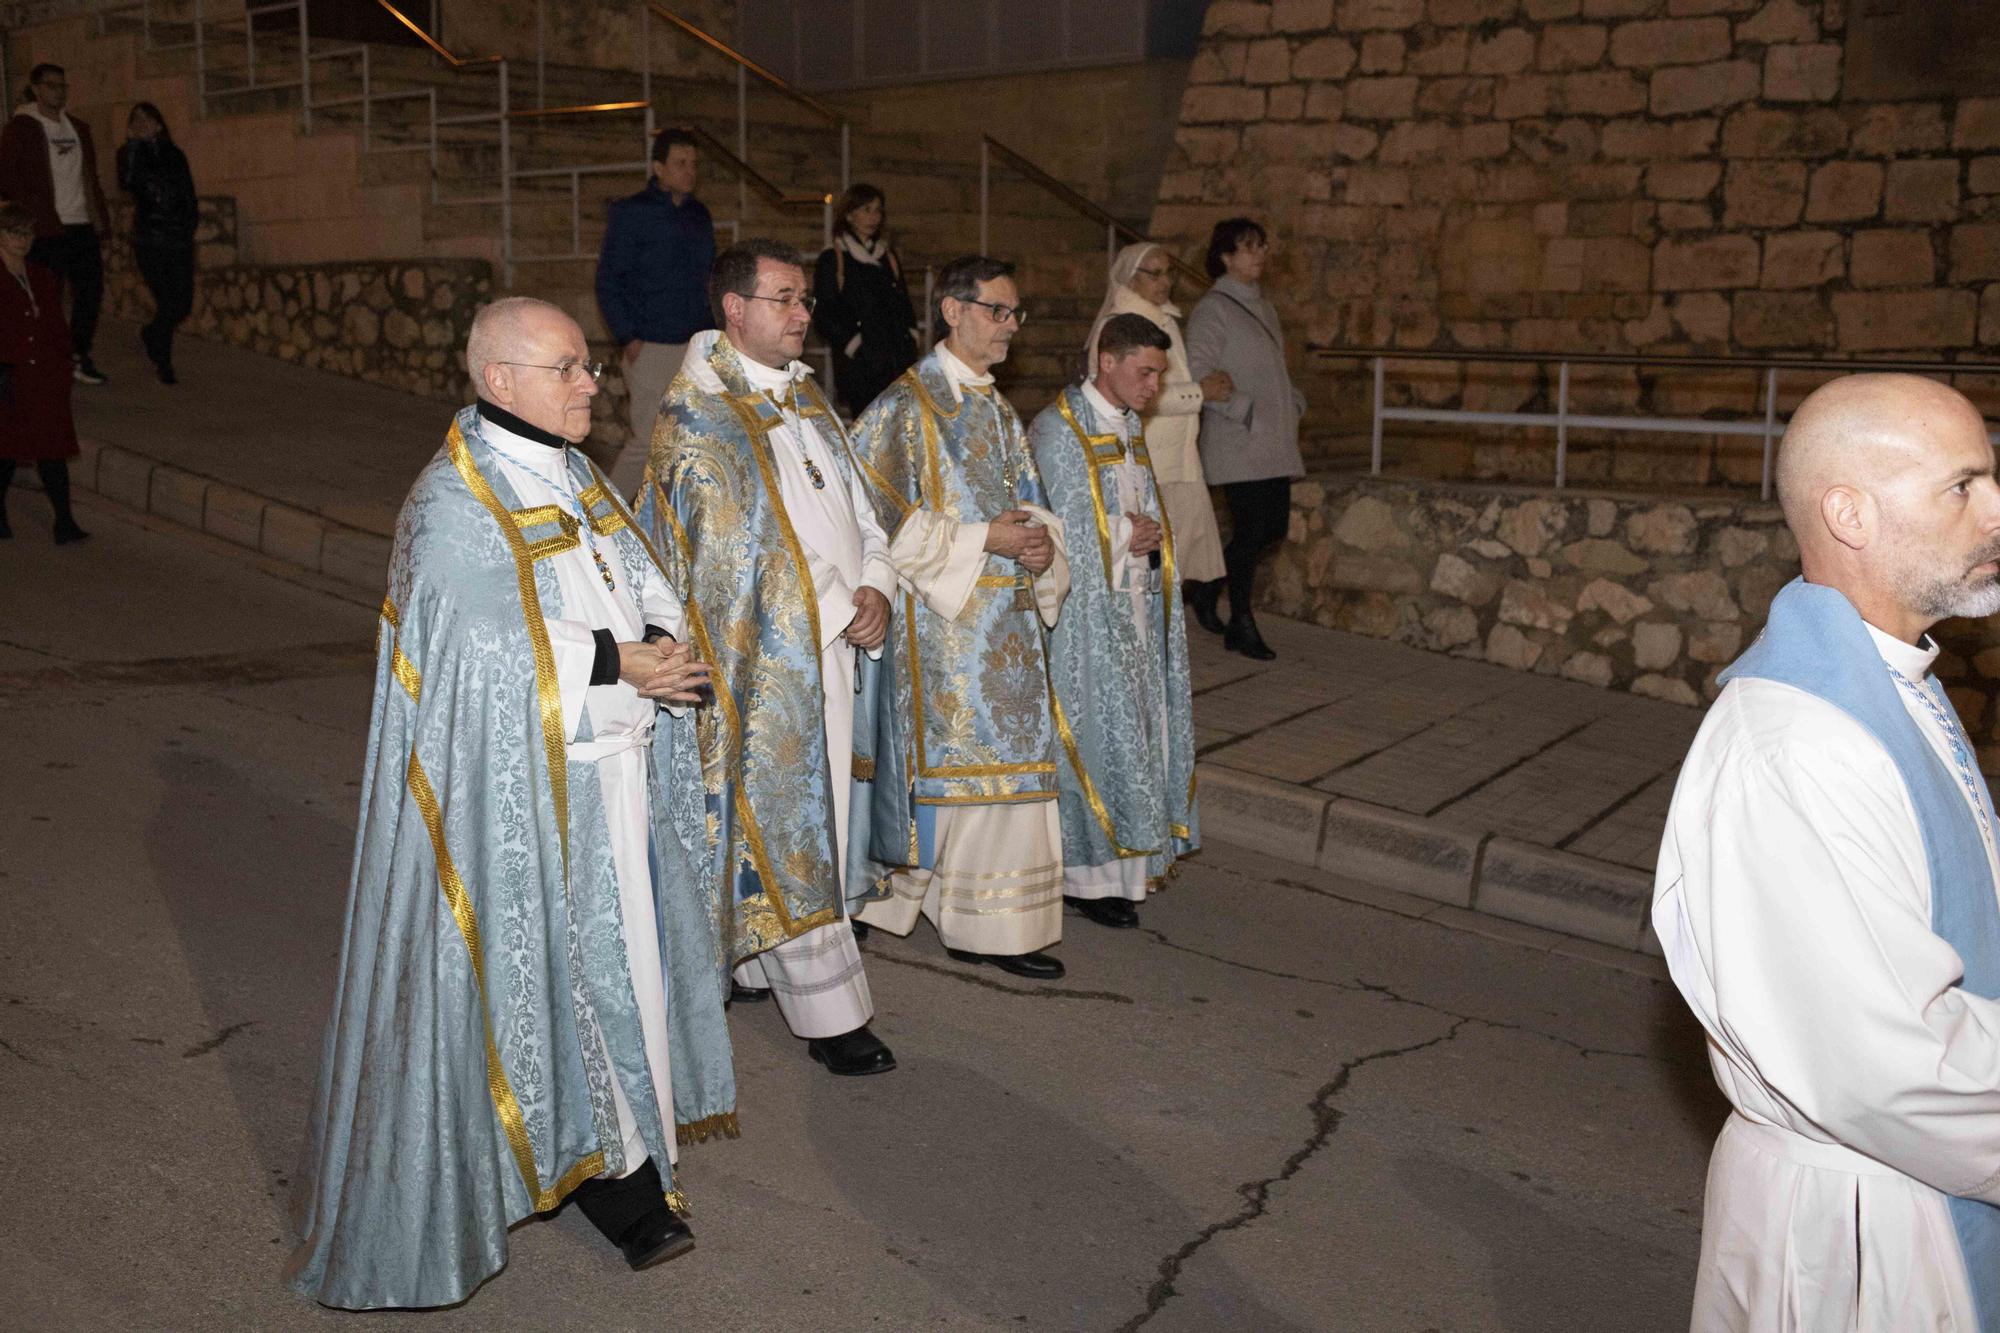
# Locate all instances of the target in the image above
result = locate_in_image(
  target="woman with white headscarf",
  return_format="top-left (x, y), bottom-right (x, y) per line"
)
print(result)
top-left (1083, 241), bottom-right (1231, 631)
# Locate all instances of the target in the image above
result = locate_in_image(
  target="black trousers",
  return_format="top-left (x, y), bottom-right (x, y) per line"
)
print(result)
top-left (0, 458), bottom-right (79, 526)
top-left (28, 224), bottom-right (103, 359)
top-left (566, 1155), bottom-right (666, 1243)
top-left (135, 244), bottom-right (195, 367)
top-left (1221, 476), bottom-right (1293, 621)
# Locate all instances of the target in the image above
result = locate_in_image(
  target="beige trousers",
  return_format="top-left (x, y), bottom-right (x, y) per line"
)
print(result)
top-left (611, 340), bottom-right (690, 500)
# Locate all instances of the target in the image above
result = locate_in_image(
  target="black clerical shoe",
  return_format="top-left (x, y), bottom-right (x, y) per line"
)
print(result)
top-left (850, 918), bottom-right (871, 942)
top-left (1065, 895), bottom-right (1139, 929)
top-left (945, 947), bottom-right (1067, 980)
top-left (1186, 582), bottom-right (1226, 636)
top-left (729, 980), bottom-right (771, 1004)
top-left (807, 1024), bottom-right (896, 1076)
top-left (1224, 615), bottom-right (1277, 661)
top-left (615, 1205), bottom-right (695, 1271)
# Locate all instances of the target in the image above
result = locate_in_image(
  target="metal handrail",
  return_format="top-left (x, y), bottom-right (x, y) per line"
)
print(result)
top-left (979, 134), bottom-right (1206, 285)
top-left (683, 125), bottom-right (830, 211)
top-left (374, 0), bottom-right (501, 65)
top-left (509, 99), bottom-right (648, 119)
top-left (1313, 346), bottom-right (2000, 499)
top-left (645, 2), bottom-right (840, 125)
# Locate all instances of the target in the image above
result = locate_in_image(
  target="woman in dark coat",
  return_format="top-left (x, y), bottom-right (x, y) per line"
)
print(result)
top-left (115, 100), bottom-right (197, 384)
top-left (812, 182), bottom-right (918, 416)
top-left (0, 201), bottom-right (87, 542)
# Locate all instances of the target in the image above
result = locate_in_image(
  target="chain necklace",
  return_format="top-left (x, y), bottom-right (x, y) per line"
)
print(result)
top-left (550, 465), bottom-right (618, 593)
top-left (769, 382), bottom-right (827, 489)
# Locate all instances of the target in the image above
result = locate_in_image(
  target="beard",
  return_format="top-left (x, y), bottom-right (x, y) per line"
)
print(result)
top-left (1901, 537), bottom-right (2000, 621)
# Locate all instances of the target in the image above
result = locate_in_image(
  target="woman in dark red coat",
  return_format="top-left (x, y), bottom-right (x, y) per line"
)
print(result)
top-left (0, 200), bottom-right (86, 542)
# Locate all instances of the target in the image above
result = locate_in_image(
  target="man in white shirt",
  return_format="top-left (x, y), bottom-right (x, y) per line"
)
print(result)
top-left (638, 239), bottom-right (898, 1077)
top-left (1655, 373), bottom-right (2000, 1330)
top-left (0, 63), bottom-right (109, 384)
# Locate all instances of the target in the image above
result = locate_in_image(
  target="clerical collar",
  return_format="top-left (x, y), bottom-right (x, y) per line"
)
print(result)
top-left (1081, 379), bottom-right (1133, 436)
top-left (735, 347), bottom-right (805, 392)
top-left (476, 398), bottom-right (568, 450)
top-left (935, 341), bottom-right (993, 394)
top-left (1863, 620), bottom-right (1941, 680)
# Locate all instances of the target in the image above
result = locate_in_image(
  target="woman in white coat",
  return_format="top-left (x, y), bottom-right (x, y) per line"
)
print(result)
top-left (1083, 241), bottom-right (1232, 631)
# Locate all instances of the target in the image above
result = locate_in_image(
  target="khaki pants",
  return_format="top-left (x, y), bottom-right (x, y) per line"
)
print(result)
top-left (610, 340), bottom-right (689, 500)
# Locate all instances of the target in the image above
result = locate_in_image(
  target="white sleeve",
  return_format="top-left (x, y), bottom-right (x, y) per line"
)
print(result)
top-left (1019, 503), bottom-right (1070, 628)
top-left (887, 508), bottom-right (990, 622)
top-left (1152, 379), bottom-right (1205, 419)
top-left (542, 618), bottom-right (597, 742)
top-left (636, 559), bottom-right (686, 642)
top-left (1671, 721), bottom-right (2000, 1203)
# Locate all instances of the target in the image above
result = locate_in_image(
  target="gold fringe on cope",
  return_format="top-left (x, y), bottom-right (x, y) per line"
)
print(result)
top-left (664, 1187), bottom-right (693, 1218)
top-left (676, 1111), bottom-right (742, 1146)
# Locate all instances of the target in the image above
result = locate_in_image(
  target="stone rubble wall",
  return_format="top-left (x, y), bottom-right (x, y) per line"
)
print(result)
top-left (1268, 472), bottom-right (2000, 769)
top-left (102, 196), bottom-right (491, 403)
top-left (1151, 0), bottom-right (2000, 473)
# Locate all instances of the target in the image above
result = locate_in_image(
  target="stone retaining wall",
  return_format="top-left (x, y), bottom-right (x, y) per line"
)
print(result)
top-left (1267, 472), bottom-right (2000, 769)
top-left (102, 201), bottom-right (490, 403)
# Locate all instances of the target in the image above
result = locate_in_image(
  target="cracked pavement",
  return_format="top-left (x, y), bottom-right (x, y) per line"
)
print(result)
top-left (2, 500), bottom-right (1725, 1331)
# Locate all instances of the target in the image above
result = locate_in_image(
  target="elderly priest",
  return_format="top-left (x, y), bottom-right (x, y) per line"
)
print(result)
top-left (1655, 373), bottom-right (2000, 1331)
top-left (288, 298), bottom-right (736, 1309)
top-left (1029, 312), bottom-right (1198, 929)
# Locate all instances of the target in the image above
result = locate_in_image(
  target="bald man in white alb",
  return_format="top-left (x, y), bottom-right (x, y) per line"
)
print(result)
top-left (1655, 374), bottom-right (2000, 1330)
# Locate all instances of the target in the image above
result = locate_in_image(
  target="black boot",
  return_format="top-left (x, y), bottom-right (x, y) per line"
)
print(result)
top-left (1185, 580), bottom-right (1226, 635)
top-left (1224, 614), bottom-right (1276, 661)
top-left (39, 459), bottom-right (88, 544)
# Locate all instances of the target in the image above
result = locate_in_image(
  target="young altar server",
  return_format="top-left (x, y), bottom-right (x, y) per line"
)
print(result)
top-left (1655, 372), bottom-right (2000, 1331)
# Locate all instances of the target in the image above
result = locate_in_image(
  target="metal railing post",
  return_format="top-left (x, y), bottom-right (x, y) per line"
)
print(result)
top-left (1760, 366), bottom-right (1779, 501)
top-left (363, 45), bottom-right (373, 149)
top-left (1370, 356), bottom-right (1384, 476)
top-left (736, 64), bottom-right (748, 229)
top-left (822, 194), bottom-right (832, 251)
top-left (641, 4), bottom-right (653, 145)
top-left (922, 267), bottom-right (934, 348)
top-left (979, 139), bottom-right (989, 255)
top-left (536, 0), bottom-right (546, 109)
top-left (500, 60), bottom-right (513, 288)
top-left (195, 0), bottom-right (207, 113)
top-left (1107, 220), bottom-right (1116, 266)
top-left (840, 122), bottom-right (850, 193)
top-left (571, 169), bottom-right (581, 256)
top-left (1555, 360), bottom-right (1570, 490)
top-left (247, 3), bottom-right (258, 88)
top-left (299, 0), bottom-right (312, 132)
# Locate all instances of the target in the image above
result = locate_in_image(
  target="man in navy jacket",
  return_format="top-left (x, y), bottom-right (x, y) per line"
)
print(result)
top-left (597, 127), bottom-right (715, 496)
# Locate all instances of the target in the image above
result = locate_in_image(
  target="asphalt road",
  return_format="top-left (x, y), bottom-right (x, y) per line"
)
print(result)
top-left (0, 495), bottom-right (1725, 1332)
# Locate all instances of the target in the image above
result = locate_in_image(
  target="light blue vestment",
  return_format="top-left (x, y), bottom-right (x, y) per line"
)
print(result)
top-left (1029, 385), bottom-right (1198, 878)
top-left (287, 408), bottom-right (735, 1310)
top-left (1721, 577), bottom-right (2000, 1332)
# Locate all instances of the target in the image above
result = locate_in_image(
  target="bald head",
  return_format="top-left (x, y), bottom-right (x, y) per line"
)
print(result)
top-left (1776, 372), bottom-right (2000, 641)
top-left (466, 296), bottom-right (599, 443)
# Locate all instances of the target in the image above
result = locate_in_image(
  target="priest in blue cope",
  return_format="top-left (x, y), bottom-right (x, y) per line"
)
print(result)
top-left (1029, 313), bottom-right (1198, 930)
top-left (286, 299), bottom-right (735, 1310)
top-left (1654, 373), bottom-right (2000, 1332)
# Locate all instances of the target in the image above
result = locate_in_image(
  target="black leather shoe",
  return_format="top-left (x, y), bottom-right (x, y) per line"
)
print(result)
top-left (946, 948), bottom-right (1067, 979)
top-left (1066, 895), bottom-right (1139, 929)
top-left (729, 980), bottom-right (771, 1004)
top-left (807, 1024), bottom-right (896, 1076)
top-left (850, 918), bottom-right (871, 942)
top-left (1224, 616), bottom-right (1276, 661)
top-left (1186, 582), bottom-right (1226, 635)
top-left (615, 1206), bottom-right (695, 1271)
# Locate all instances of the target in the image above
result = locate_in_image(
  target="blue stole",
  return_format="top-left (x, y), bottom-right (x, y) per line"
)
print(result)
top-left (1721, 577), bottom-right (2000, 1330)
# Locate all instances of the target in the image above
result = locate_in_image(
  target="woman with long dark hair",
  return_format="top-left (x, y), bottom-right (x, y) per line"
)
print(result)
top-left (1185, 217), bottom-right (1305, 660)
top-left (812, 182), bottom-right (918, 415)
top-left (115, 100), bottom-right (197, 384)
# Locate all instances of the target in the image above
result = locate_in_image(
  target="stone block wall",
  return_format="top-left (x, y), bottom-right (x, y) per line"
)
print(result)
top-left (103, 201), bottom-right (492, 403)
top-left (1151, 0), bottom-right (2000, 465)
top-left (1269, 472), bottom-right (2000, 770)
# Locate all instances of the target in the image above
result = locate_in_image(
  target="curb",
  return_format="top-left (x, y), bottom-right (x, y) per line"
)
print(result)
top-left (1196, 762), bottom-right (1661, 958)
top-left (70, 436), bottom-right (392, 594)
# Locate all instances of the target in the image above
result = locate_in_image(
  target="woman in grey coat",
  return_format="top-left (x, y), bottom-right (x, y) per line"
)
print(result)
top-left (1185, 218), bottom-right (1305, 660)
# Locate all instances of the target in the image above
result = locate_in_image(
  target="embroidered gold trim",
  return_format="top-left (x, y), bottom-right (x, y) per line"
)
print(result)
top-left (1049, 681), bottom-right (1155, 859)
top-left (380, 599), bottom-right (422, 703)
top-left (543, 1151), bottom-right (608, 1211)
top-left (726, 392), bottom-right (827, 665)
top-left (1056, 391), bottom-right (1121, 595)
top-left (576, 480), bottom-right (631, 536)
top-left (852, 755), bottom-right (877, 781)
top-left (406, 750), bottom-right (552, 1208)
top-left (976, 573), bottom-right (1028, 588)
top-left (1170, 822), bottom-right (1190, 840)
top-left (380, 596), bottom-right (400, 628)
top-left (914, 789), bottom-right (1059, 806)
top-left (675, 1110), bottom-right (741, 1146)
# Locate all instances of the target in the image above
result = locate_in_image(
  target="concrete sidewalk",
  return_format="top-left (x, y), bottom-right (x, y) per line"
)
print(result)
top-left (63, 318), bottom-right (1687, 957)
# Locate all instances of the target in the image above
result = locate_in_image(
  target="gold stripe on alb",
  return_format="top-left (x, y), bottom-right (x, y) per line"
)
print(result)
top-left (406, 749), bottom-right (547, 1207)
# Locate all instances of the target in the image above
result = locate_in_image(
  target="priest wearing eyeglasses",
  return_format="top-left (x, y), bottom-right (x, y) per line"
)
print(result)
top-left (848, 255), bottom-right (1074, 980)
top-left (635, 238), bottom-right (900, 1077)
top-left (289, 297), bottom-right (737, 1309)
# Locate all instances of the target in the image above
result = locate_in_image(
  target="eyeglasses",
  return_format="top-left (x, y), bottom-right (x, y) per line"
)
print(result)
top-left (1133, 266), bottom-right (1171, 281)
top-left (743, 292), bottom-right (816, 314)
top-left (960, 298), bottom-right (1028, 326)
top-left (496, 358), bottom-right (604, 385)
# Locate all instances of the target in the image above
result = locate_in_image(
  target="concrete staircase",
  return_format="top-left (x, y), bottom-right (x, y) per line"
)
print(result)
top-left (67, 4), bottom-right (1138, 433)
